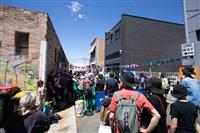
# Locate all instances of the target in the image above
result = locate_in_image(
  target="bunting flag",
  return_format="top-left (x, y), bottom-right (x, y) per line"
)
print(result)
top-left (71, 57), bottom-right (183, 71)
top-left (104, 57), bottom-right (182, 69)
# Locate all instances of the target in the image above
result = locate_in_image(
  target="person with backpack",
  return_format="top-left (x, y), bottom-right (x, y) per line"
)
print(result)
top-left (141, 77), bottom-right (168, 133)
top-left (109, 72), bottom-right (160, 133)
top-left (160, 73), bottom-right (170, 97)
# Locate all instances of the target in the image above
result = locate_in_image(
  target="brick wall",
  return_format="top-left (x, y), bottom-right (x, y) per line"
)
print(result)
top-left (105, 14), bottom-right (185, 72)
top-left (0, 5), bottom-right (68, 90)
top-left (46, 17), bottom-right (68, 75)
top-left (122, 15), bottom-right (185, 72)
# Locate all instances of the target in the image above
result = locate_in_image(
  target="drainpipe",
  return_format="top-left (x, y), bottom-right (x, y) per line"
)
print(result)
top-left (39, 40), bottom-right (47, 84)
top-left (4, 60), bottom-right (9, 85)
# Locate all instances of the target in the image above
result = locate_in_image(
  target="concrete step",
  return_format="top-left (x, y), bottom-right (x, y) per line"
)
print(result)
top-left (48, 106), bottom-right (77, 133)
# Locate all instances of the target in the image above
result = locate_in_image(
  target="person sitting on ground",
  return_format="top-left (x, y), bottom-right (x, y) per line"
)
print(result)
top-left (5, 92), bottom-right (49, 133)
top-left (170, 84), bottom-right (198, 133)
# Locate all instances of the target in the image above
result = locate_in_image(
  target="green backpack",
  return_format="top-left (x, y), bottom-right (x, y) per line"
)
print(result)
top-left (115, 91), bottom-right (140, 133)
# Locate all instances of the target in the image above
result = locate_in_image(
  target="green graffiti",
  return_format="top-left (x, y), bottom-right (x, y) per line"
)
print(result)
top-left (15, 63), bottom-right (37, 91)
top-left (0, 60), bottom-right (37, 91)
top-left (0, 61), bottom-right (17, 85)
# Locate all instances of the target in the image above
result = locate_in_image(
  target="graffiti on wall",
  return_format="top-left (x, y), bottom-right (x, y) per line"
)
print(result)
top-left (0, 60), bottom-right (37, 91)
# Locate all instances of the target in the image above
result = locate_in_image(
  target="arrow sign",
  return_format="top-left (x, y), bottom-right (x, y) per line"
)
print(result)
top-left (182, 43), bottom-right (195, 57)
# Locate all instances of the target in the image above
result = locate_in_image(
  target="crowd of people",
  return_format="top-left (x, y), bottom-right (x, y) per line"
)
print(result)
top-left (98, 66), bottom-right (200, 133)
top-left (3, 66), bottom-right (200, 133)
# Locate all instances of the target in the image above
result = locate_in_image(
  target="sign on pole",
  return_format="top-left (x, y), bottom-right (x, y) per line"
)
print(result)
top-left (182, 57), bottom-right (194, 66)
top-left (182, 43), bottom-right (195, 57)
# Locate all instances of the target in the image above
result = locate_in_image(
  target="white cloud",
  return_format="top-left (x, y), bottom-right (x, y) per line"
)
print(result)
top-left (78, 14), bottom-right (86, 19)
top-left (69, 1), bottom-right (82, 13)
top-left (68, 1), bottom-right (86, 20)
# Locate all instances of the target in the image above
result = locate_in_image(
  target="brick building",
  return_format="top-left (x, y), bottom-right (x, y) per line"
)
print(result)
top-left (105, 14), bottom-right (185, 73)
top-left (0, 5), bottom-right (68, 90)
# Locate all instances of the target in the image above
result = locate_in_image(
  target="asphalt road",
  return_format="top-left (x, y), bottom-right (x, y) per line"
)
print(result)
top-left (76, 104), bottom-right (171, 133)
top-left (77, 112), bottom-right (100, 133)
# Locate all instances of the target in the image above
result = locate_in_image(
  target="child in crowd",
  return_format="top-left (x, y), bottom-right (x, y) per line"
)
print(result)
top-left (36, 80), bottom-right (46, 110)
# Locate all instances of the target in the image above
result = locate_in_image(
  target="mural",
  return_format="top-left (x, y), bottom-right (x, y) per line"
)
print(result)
top-left (0, 60), bottom-right (37, 91)
top-left (0, 61), bottom-right (17, 85)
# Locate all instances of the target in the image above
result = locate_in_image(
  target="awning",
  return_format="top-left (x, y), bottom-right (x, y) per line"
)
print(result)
top-left (89, 45), bottom-right (96, 54)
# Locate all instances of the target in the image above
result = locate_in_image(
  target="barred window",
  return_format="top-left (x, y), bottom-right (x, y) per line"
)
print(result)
top-left (15, 31), bottom-right (29, 55)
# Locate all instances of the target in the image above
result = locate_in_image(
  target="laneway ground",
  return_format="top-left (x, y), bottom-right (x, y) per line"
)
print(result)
top-left (48, 106), bottom-right (77, 133)
top-left (76, 104), bottom-right (171, 133)
top-left (0, 105), bottom-right (170, 133)
top-left (77, 112), bottom-right (100, 133)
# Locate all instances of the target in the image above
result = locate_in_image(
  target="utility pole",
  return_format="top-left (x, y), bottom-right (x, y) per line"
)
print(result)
top-left (183, 0), bottom-right (200, 82)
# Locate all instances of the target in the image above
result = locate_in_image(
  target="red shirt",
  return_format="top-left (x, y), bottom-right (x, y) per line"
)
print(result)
top-left (109, 89), bottom-right (154, 133)
top-left (110, 89), bottom-right (154, 127)
top-left (110, 89), bottom-right (154, 113)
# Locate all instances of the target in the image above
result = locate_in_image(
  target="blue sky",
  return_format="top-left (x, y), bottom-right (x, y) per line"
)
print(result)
top-left (1, 0), bottom-right (184, 66)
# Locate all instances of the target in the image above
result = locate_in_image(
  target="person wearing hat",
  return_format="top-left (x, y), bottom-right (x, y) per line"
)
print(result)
top-left (170, 84), bottom-right (198, 133)
top-left (109, 72), bottom-right (160, 133)
top-left (180, 66), bottom-right (200, 108)
top-left (141, 77), bottom-right (168, 133)
top-left (104, 71), bottom-right (118, 98)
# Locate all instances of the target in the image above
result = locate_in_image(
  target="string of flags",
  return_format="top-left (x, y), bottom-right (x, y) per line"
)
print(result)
top-left (69, 57), bottom-right (182, 70)
top-left (69, 64), bottom-right (90, 71)
top-left (105, 57), bottom-right (182, 69)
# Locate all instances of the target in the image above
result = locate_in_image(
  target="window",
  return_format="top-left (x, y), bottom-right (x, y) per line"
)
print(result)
top-left (110, 34), bottom-right (113, 42)
top-left (0, 40), bottom-right (2, 47)
top-left (55, 48), bottom-right (57, 63)
top-left (115, 28), bottom-right (120, 40)
top-left (196, 29), bottom-right (200, 41)
top-left (105, 51), bottom-right (120, 60)
top-left (15, 31), bottom-right (29, 55)
top-left (105, 37), bottom-right (110, 46)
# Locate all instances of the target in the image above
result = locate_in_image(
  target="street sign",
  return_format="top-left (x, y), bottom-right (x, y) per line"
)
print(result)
top-left (182, 43), bottom-right (195, 57)
top-left (182, 58), bottom-right (194, 66)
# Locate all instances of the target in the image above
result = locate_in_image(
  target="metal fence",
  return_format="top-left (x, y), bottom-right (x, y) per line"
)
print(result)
top-left (135, 71), bottom-right (179, 85)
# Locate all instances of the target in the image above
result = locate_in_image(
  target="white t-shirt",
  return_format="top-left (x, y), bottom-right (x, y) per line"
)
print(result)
top-left (36, 87), bottom-right (45, 106)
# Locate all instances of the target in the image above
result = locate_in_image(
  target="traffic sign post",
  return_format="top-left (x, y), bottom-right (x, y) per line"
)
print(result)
top-left (182, 57), bottom-right (194, 66)
top-left (181, 43), bottom-right (195, 66)
top-left (182, 43), bottom-right (195, 57)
